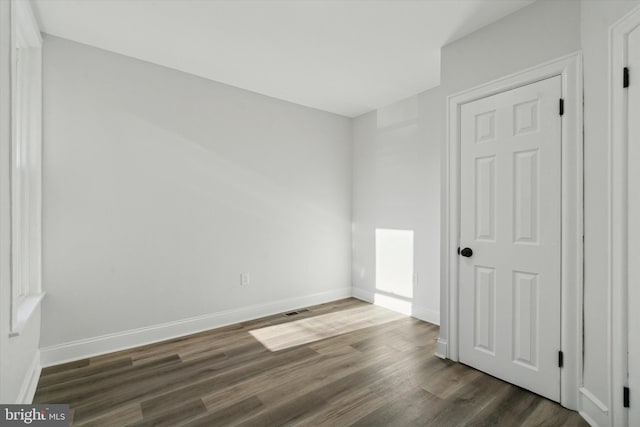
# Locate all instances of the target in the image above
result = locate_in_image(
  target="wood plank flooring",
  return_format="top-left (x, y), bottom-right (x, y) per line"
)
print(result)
top-left (34, 298), bottom-right (587, 426)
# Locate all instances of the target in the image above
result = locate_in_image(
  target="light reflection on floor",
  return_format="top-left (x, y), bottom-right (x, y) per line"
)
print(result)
top-left (249, 305), bottom-right (406, 351)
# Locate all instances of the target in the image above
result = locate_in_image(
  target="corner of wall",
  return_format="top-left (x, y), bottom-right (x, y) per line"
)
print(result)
top-left (350, 286), bottom-right (440, 326)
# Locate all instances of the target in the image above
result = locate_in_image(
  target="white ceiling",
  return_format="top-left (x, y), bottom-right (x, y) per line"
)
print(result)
top-left (32, 0), bottom-right (535, 117)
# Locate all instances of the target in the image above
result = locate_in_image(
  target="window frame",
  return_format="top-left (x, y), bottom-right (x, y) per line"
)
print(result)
top-left (9, 0), bottom-right (43, 337)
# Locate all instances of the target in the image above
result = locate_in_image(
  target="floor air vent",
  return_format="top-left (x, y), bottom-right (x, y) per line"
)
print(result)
top-left (284, 308), bottom-right (309, 316)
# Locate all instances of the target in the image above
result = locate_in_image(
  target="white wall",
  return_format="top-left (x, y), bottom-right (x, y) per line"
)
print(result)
top-left (439, 0), bottom-right (581, 93)
top-left (0, 0), bottom-right (42, 403)
top-left (352, 87), bottom-right (443, 324)
top-left (29, 3), bottom-right (640, 425)
top-left (40, 36), bottom-right (352, 359)
top-left (580, 2), bottom-right (640, 426)
top-left (351, 0), bottom-right (582, 333)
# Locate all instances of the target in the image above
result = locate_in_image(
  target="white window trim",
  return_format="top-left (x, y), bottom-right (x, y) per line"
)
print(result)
top-left (9, 0), bottom-right (44, 337)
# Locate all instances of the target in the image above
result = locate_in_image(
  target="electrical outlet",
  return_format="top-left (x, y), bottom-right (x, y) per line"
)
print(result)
top-left (241, 272), bottom-right (250, 286)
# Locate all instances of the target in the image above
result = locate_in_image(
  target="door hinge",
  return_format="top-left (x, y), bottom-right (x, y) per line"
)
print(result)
top-left (559, 98), bottom-right (564, 116)
top-left (558, 351), bottom-right (564, 368)
top-left (624, 67), bottom-right (630, 88)
top-left (624, 386), bottom-right (630, 408)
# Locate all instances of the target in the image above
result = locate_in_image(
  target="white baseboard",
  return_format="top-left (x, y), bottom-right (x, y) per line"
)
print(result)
top-left (40, 287), bottom-right (351, 367)
top-left (412, 306), bottom-right (440, 326)
top-left (16, 351), bottom-right (41, 404)
top-left (579, 387), bottom-right (609, 427)
top-left (351, 287), bottom-right (440, 325)
top-left (351, 286), bottom-right (373, 303)
top-left (578, 411), bottom-right (600, 427)
top-left (435, 338), bottom-right (447, 359)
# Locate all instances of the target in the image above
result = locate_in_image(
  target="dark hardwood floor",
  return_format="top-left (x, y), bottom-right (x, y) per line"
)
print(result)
top-left (34, 298), bottom-right (587, 426)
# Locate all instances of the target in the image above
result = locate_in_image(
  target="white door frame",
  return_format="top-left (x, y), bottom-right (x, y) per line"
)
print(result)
top-left (611, 6), bottom-right (640, 427)
top-left (441, 52), bottom-right (583, 410)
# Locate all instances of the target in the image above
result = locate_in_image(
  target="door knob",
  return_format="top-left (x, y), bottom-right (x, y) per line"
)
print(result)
top-left (459, 247), bottom-right (473, 257)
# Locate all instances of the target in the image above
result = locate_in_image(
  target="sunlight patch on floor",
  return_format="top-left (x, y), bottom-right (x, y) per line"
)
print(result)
top-left (249, 306), bottom-right (406, 351)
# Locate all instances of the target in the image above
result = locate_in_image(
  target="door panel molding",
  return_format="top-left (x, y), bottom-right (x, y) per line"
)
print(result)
top-left (459, 76), bottom-right (562, 401)
top-left (441, 52), bottom-right (583, 410)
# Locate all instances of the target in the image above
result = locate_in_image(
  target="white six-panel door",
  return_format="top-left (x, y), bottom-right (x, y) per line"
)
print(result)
top-left (459, 76), bottom-right (562, 401)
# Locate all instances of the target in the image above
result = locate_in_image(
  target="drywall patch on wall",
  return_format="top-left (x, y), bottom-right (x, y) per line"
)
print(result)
top-left (376, 95), bottom-right (419, 128)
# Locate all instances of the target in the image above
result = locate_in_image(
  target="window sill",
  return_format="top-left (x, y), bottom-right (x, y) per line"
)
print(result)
top-left (9, 292), bottom-right (45, 338)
